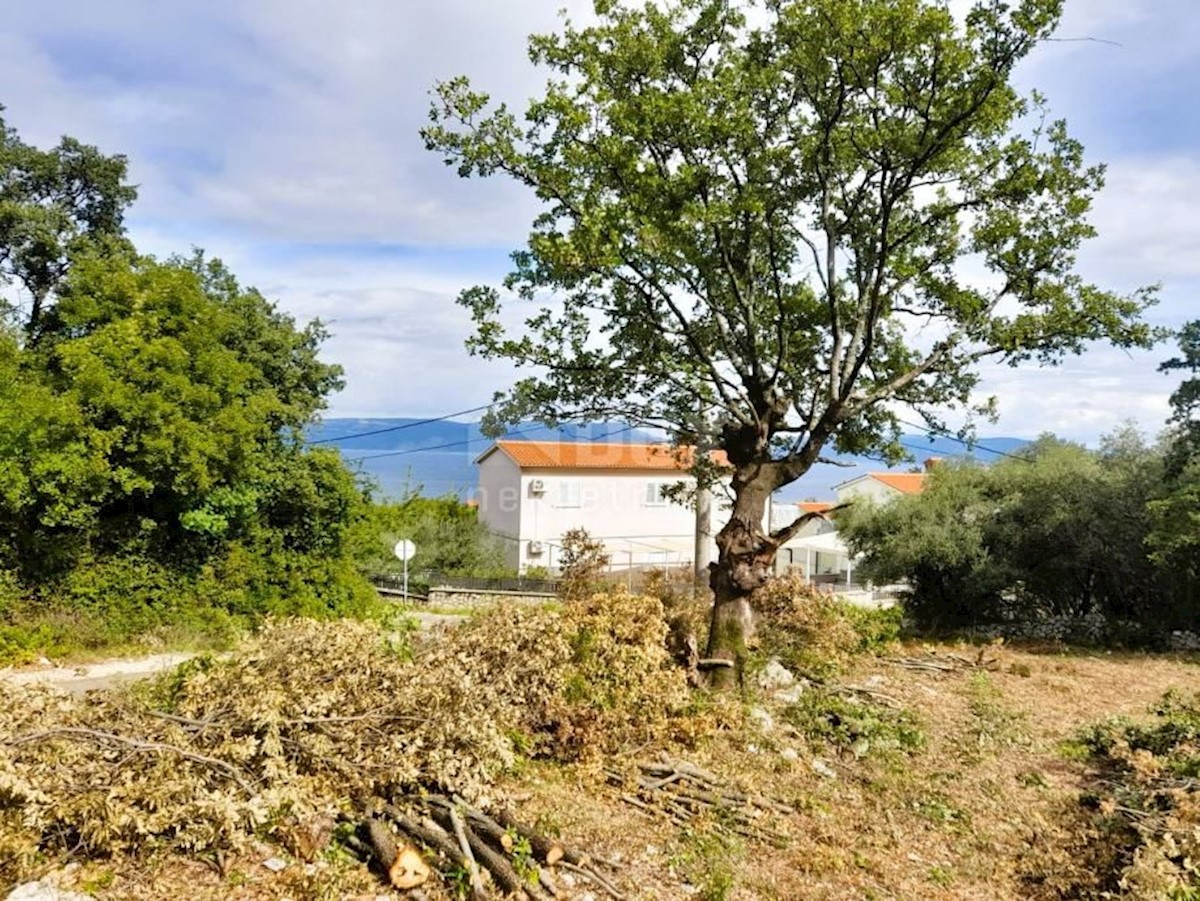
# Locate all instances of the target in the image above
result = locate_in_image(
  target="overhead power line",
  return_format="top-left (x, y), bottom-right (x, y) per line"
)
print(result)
top-left (309, 402), bottom-right (496, 445)
top-left (893, 417), bottom-right (1031, 463)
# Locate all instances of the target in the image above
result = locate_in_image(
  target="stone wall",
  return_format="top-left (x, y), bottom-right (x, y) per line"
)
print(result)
top-left (424, 586), bottom-right (557, 609)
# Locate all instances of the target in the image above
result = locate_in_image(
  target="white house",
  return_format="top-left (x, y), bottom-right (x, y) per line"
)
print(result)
top-left (475, 439), bottom-right (732, 574)
top-left (775, 467), bottom-right (931, 586)
top-left (833, 470), bottom-right (928, 504)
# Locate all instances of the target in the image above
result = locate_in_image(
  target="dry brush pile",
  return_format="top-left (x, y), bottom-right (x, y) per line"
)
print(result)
top-left (1026, 689), bottom-right (1200, 900)
top-left (0, 591), bottom-right (690, 894)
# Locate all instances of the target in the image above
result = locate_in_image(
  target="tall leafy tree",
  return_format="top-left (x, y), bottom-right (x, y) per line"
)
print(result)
top-left (1159, 320), bottom-right (1200, 474)
top-left (1147, 323), bottom-right (1200, 600)
top-left (2, 250), bottom-right (345, 578)
top-left (0, 106), bottom-right (136, 336)
top-left (424, 0), bottom-right (1157, 682)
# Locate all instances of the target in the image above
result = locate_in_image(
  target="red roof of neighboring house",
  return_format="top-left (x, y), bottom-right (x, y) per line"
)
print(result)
top-left (478, 440), bottom-right (728, 471)
top-left (870, 472), bottom-right (927, 494)
top-left (798, 501), bottom-right (836, 515)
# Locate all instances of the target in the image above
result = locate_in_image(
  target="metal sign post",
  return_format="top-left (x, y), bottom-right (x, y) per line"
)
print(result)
top-left (393, 539), bottom-right (416, 602)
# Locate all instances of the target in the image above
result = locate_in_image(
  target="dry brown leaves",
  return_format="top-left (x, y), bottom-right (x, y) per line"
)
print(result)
top-left (0, 590), bottom-right (688, 885)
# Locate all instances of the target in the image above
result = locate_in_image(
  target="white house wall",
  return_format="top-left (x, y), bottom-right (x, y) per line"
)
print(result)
top-left (836, 478), bottom-right (900, 505)
top-left (476, 451), bottom-right (523, 571)
top-left (516, 469), bottom-right (716, 573)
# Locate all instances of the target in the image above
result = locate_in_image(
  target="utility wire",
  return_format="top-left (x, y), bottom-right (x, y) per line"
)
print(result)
top-left (893, 417), bottom-right (1031, 463)
top-left (346, 425), bottom-right (541, 463)
top-left (309, 402), bottom-right (495, 445)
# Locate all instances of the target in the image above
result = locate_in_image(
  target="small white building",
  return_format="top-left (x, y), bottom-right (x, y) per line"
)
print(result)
top-left (775, 469), bottom-right (929, 586)
top-left (833, 471), bottom-right (927, 504)
top-left (475, 440), bottom-right (730, 574)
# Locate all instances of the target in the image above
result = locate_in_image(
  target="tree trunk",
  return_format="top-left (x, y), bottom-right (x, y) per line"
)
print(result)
top-left (705, 471), bottom-right (778, 689)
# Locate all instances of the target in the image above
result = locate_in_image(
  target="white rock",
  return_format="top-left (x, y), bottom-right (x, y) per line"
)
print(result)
top-left (774, 684), bottom-right (806, 704)
top-left (810, 758), bottom-right (837, 779)
top-left (262, 856), bottom-right (288, 872)
top-left (748, 705), bottom-right (775, 733)
top-left (6, 883), bottom-right (94, 901)
top-left (780, 747), bottom-right (799, 762)
top-left (862, 674), bottom-right (888, 689)
top-left (757, 659), bottom-right (796, 691)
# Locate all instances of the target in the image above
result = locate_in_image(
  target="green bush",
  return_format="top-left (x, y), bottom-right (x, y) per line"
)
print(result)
top-left (0, 549), bottom-right (379, 665)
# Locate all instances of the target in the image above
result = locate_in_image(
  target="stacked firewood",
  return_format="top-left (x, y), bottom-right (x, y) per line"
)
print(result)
top-left (351, 794), bottom-right (623, 899)
top-left (605, 756), bottom-right (794, 848)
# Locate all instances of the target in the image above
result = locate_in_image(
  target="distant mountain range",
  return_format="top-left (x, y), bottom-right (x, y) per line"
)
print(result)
top-left (308, 418), bottom-right (1029, 502)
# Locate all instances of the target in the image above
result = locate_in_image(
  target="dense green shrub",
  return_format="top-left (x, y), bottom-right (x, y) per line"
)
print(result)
top-left (840, 431), bottom-right (1199, 637)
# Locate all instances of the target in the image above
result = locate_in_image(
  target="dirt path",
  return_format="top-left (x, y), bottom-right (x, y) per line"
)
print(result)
top-left (0, 612), bottom-right (469, 695)
top-left (0, 653), bottom-right (197, 696)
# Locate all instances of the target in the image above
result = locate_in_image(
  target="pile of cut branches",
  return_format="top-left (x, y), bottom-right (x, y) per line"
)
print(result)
top-left (1030, 690), bottom-right (1200, 899)
top-left (605, 755), bottom-right (793, 847)
top-left (887, 648), bottom-right (1000, 674)
top-left (351, 793), bottom-right (623, 899)
top-left (0, 593), bottom-right (689, 887)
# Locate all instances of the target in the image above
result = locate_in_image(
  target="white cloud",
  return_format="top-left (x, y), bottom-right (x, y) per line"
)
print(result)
top-left (970, 345), bottom-right (1175, 442)
top-left (1, 0), bottom-right (1195, 438)
top-left (1081, 158), bottom-right (1200, 285)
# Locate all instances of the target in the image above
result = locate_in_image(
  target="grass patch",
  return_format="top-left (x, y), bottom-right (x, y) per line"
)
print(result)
top-left (670, 825), bottom-right (743, 901)
top-left (963, 672), bottom-right (1027, 756)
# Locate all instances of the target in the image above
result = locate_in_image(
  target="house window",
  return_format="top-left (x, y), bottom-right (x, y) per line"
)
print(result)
top-left (556, 479), bottom-right (581, 508)
top-left (644, 481), bottom-right (668, 506)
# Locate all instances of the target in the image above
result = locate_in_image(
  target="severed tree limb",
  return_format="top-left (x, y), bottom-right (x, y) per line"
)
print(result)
top-left (447, 805), bottom-right (488, 900)
top-left (427, 795), bottom-right (516, 854)
top-left (5, 727), bottom-right (256, 795)
top-left (557, 860), bottom-right (625, 900)
top-left (362, 818), bottom-right (430, 889)
top-left (492, 808), bottom-right (567, 866)
top-left (538, 867), bottom-right (562, 899)
top-left (386, 808), bottom-right (464, 865)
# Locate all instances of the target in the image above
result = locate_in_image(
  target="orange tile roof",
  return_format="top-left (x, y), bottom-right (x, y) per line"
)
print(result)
top-left (481, 440), bottom-right (727, 471)
top-left (798, 501), bottom-right (836, 515)
top-left (871, 472), bottom-right (927, 494)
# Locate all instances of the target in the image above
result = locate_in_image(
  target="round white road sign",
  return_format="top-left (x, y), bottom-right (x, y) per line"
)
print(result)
top-left (393, 539), bottom-right (416, 561)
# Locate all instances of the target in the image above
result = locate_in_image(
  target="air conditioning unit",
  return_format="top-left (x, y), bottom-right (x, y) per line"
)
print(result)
top-left (527, 540), bottom-right (545, 555)
top-left (528, 479), bottom-right (546, 495)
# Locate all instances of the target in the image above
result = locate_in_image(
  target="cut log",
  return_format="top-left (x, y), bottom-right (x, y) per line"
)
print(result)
top-left (492, 807), bottom-right (566, 865)
top-left (385, 807), bottom-right (465, 867)
top-left (390, 844), bottom-right (431, 890)
top-left (363, 817), bottom-right (430, 889)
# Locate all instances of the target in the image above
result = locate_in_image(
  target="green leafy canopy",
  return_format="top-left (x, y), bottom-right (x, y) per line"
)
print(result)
top-left (424, 0), bottom-right (1158, 493)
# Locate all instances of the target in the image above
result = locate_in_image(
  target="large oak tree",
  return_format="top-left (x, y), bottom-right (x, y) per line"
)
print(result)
top-left (424, 0), bottom-right (1157, 684)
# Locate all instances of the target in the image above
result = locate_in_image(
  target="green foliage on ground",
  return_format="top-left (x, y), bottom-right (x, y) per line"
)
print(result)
top-left (783, 689), bottom-right (925, 759)
top-left (750, 575), bottom-right (902, 680)
top-left (0, 592), bottom-right (690, 883)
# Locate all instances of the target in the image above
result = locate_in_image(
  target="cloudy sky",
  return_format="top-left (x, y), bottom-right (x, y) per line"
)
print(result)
top-left (2, 0), bottom-right (1196, 444)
